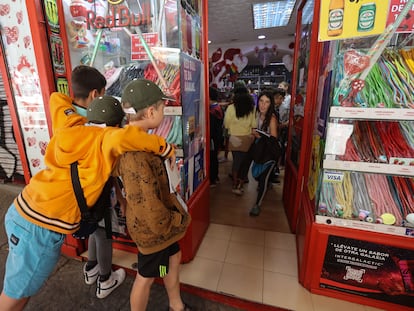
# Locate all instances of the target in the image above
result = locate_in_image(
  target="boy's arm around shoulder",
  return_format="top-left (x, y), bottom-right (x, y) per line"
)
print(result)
top-left (49, 92), bottom-right (87, 133)
top-left (103, 125), bottom-right (174, 159)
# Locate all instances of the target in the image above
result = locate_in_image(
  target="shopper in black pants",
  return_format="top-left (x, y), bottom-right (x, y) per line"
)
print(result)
top-left (209, 86), bottom-right (224, 187)
top-left (271, 88), bottom-right (286, 184)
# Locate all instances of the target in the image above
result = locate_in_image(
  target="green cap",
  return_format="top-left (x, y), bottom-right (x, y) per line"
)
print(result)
top-left (87, 95), bottom-right (124, 126)
top-left (121, 79), bottom-right (174, 113)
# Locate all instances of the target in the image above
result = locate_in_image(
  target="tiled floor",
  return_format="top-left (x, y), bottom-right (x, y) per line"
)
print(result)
top-left (178, 156), bottom-right (385, 311)
top-left (178, 224), bottom-right (385, 311)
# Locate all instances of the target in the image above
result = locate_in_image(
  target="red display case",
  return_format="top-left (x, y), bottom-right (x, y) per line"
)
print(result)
top-left (0, 0), bottom-right (210, 262)
top-left (287, 0), bottom-right (414, 310)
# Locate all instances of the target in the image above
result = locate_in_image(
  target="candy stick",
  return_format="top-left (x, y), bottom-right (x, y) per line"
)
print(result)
top-left (133, 26), bottom-right (169, 90)
top-left (89, 29), bottom-right (103, 67)
top-left (358, 0), bottom-right (414, 81)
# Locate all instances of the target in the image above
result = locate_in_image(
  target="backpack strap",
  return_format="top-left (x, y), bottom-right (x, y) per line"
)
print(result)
top-left (70, 161), bottom-right (89, 216)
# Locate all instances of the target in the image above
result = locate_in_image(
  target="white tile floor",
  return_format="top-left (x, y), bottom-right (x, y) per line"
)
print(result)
top-left (178, 223), bottom-right (386, 311)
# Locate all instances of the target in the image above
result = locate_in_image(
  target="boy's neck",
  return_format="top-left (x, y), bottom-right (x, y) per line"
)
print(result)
top-left (128, 120), bottom-right (149, 131)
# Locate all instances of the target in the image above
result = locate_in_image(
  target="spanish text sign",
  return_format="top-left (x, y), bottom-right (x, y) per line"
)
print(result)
top-left (387, 0), bottom-right (414, 33)
top-left (319, 0), bottom-right (389, 41)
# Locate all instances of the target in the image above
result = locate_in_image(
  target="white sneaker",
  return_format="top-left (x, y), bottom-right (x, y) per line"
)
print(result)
top-left (96, 268), bottom-right (126, 299)
top-left (83, 263), bottom-right (100, 285)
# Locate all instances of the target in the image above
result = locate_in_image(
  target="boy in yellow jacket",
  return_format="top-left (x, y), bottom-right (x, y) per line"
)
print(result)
top-left (0, 68), bottom-right (174, 311)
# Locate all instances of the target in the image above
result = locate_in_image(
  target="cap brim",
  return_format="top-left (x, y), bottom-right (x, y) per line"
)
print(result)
top-left (162, 95), bottom-right (176, 102)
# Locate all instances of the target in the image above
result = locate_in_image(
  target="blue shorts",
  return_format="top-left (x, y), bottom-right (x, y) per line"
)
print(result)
top-left (3, 204), bottom-right (65, 299)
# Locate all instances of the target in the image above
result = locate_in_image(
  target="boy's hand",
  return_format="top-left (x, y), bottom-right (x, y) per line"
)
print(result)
top-left (168, 152), bottom-right (176, 169)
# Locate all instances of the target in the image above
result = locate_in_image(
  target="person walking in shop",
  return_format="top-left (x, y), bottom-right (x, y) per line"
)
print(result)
top-left (81, 97), bottom-right (129, 299)
top-left (0, 92), bottom-right (174, 310)
top-left (224, 87), bottom-right (256, 195)
top-left (245, 90), bottom-right (280, 216)
top-left (271, 88), bottom-right (286, 184)
top-left (277, 81), bottom-right (291, 167)
top-left (209, 86), bottom-right (224, 187)
top-left (113, 79), bottom-right (191, 311)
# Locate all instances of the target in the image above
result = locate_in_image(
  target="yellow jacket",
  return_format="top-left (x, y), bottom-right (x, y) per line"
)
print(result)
top-left (15, 92), bottom-right (173, 234)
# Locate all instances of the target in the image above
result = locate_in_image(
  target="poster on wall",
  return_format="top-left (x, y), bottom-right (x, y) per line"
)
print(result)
top-left (319, 0), bottom-right (389, 41)
top-left (181, 53), bottom-right (202, 159)
top-left (387, 0), bottom-right (414, 32)
top-left (321, 235), bottom-right (414, 307)
top-left (0, 1), bottom-right (51, 176)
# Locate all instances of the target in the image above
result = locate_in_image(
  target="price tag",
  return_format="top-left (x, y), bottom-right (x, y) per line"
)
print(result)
top-left (323, 171), bottom-right (344, 183)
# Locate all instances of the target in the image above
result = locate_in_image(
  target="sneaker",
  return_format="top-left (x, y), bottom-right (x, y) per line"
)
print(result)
top-left (231, 186), bottom-right (243, 195)
top-left (83, 263), bottom-right (100, 285)
top-left (271, 175), bottom-right (281, 184)
top-left (96, 268), bottom-right (126, 299)
top-left (249, 205), bottom-right (261, 217)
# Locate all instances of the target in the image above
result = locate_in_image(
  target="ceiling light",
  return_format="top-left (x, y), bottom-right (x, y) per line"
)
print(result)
top-left (301, 0), bottom-right (314, 25)
top-left (253, 0), bottom-right (295, 29)
top-left (208, 40), bottom-right (211, 44)
top-left (258, 35), bottom-right (266, 39)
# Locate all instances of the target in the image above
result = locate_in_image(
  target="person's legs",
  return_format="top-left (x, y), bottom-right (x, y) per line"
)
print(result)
top-left (163, 250), bottom-right (185, 311)
top-left (83, 231), bottom-right (99, 285)
top-left (94, 227), bottom-right (113, 277)
top-left (93, 227), bottom-right (125, 299)
top-left (0, 293), bottom-right (29, 311)
top-left (250, 162), bottom-right (275, 216)
top-left (231, 151), bottom-right (240, 188)
top-left (0, 204), bottom-right (64, 310)
top-left (210, 148), bottom-right (219, 185)
top-left (130, 273), bottom-right (154, 311)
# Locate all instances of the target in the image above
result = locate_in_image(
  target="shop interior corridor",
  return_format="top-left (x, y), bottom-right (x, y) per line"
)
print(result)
top-left (110, 155), bottom-right (385, 311)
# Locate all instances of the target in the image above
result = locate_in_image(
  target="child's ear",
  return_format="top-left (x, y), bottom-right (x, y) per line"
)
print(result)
top-left (147, 106), bottom-right (155, 118)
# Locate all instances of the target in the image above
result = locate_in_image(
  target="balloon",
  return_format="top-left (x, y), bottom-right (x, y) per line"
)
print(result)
top-left (212, 60), bottom-right (225, 76)
top-left (211, 48), bottom-right (222, 63)
top-left (232, 54), bottom-right (248, 73)
top-left (223, 48), bottom-right (241, 61)
top-left (282, 54), bottom-right (293, 72)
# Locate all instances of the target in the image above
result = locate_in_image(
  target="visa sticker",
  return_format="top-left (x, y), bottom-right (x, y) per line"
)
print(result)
top-left (323, 171), bottom-right (343, 183)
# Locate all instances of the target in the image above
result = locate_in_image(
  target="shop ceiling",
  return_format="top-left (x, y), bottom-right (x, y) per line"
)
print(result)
top-left (207, 0), bottom-right (299, 66)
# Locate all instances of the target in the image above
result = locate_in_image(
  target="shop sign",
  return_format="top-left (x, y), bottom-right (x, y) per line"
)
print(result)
top-left (387, 0), bottom-right (414, 32)
top-left (321, 235), bottom-right (414, 307)
top-left (130, 32), bottom-right (158, 60)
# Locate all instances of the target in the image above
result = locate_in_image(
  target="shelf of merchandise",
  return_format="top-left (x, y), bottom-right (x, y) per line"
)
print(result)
top-left (288, 0), bottom-right (414, 310)
top-left (238, 74), bottom-right (286, 91)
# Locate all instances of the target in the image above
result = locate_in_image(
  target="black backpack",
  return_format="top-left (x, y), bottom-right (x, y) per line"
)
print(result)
top-left (70, 162), bottom-right (112, 239)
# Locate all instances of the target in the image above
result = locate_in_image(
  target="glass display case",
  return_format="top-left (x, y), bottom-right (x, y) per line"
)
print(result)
top-left (46, 0), bottom-right (207, 200)
top-left (316, 34), bottom-right (414, 236)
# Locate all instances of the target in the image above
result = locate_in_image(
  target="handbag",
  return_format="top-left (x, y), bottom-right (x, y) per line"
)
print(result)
top-left (70, 161), bottom-right (112, 239)
top-left (249, 135), bottom-right (282, 164)
top-left (228, 134), bottom-right (254, 152)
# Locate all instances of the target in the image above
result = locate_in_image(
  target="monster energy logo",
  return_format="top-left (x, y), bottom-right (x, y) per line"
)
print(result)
top-left (44, 0), bottom-right (59, 32)
top-left (159, 265), bottom-right (167, 277)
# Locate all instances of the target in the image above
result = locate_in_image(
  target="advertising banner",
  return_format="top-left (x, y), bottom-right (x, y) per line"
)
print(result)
top-left (387, 0), bottom-right (414, 32)
top-left (321, 235), bottom-right (414, 307)
top-left (319, 0), bottom-right (389, 41)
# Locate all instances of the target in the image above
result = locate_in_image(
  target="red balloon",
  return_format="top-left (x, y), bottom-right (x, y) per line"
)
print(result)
top-left (212, 60), bottom-right (225, 76)
top-left (223, 48), bottom-right (241, 61)
top-left (211, 48), bottom-right (222, 63)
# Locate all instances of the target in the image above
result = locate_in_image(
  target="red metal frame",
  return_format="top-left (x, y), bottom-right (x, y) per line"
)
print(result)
top-left (283, 0), bottom-right (323, 233)
top-left (26, 1), bottom-right (57, 136)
